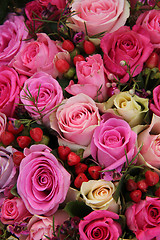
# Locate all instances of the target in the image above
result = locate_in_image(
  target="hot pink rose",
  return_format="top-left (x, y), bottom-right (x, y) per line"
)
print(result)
top-left (125, 196), bottom-right (160, 240)
top-left (65, 54), bottom-right (108, 102)
top-left (150, 85), bottom-right (160, 117)
top-left (37, 0), bottom-right (66, 9)
top-left (20, 71), bottom-right (63, 125)
top-left (133, 9), bottom-right (160, 48)
top-left (79, 210), bottom-right (122, 240)
top-left (0, 66), bottom-right (21, 117)
top-left (49, 93), bottom-right (101, 155)
top-left (91, 113), bottom-right (137, 172)
top-left (100, 26), bottom-right (153, 83)
top-left (12, 33), bottom-right (70, 78)
top-left (0, 14), bottom-right (28, 66)
top-left (1, 197), bottom-right (32, 225)
top-left (67, 0), bottom-right (130, 36)
top-left (17, 144), bottom-right (71, 216)
top-left (138, 114), bottom-right (160, 168)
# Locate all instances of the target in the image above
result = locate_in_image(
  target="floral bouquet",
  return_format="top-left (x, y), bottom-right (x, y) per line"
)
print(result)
top-left (1, 0), bottom-right (160, 239)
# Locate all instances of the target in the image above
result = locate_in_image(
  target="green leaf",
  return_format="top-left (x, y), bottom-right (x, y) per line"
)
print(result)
top-left (10, 184), bottom-right (20, 198)
top-left (64, 200), bottom-right (92, 218)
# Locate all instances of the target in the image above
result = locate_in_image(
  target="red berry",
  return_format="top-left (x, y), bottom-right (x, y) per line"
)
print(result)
top-left (30, 127), bottom-right (43, 142)
top-left (126, 179), bottom-right (137, 192)
top-left (83, 40), bottom-right (95, 55)
top-left (88, 165), bottom-right (102, 180)
top-left (1, 131), bottom-right (15, 146)
top-left (73, 55), bottom-right (85, 66)
top-left (75, 163), bottom-right (88, 175)
top-left (7, 120), bottom-right (24, 135)
top-left (13, 151), bottom-right (25, 166)
top-left (62, 40), bottom-right (74, 52)
top-left (130, 190), bottom-right (142, 203)
top-left (146, 52), bottom-right (159, 68)
top-left (74, 173), bottom-right (88, 189)
top-left (55, 59), bottom-right (70, 73)
top-left (155, 187), bottom-right (160, 197)
top-left (137, 179), bottom-right (148, 192)
top-left (145, 170), bottom-right (159, 186)
top-left (58, 146), bottom-right (71, 161)
top-left (17, 136), bottom-right (31, 149)
top-left (67, 152), bottom-right (81, 166)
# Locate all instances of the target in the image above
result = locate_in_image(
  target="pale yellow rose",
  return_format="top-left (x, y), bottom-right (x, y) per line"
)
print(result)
top-left (97, 91), bottom-right (149, 127)
top-left (80, 180), bottom-right (119, 212)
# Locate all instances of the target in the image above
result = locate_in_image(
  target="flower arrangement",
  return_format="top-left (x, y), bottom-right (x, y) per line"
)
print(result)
top-left (1, 0), bottom-right (160, 239)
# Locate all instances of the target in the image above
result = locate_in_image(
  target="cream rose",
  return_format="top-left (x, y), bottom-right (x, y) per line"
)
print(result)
top-left (98, 91), bottom-right (149, 127)
top-left (80, 180), bottom-right (119, 212)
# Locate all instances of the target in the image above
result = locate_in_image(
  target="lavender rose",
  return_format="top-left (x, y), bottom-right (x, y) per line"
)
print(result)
top-left (0, 14), bottom-right (28, 66)
top-left (79, 210), bottom-right (122, 240)
top-left (91, 113), bottom-right (137, 173)
top-left (17, 144), bottom-right (71, 216)
top-left (125, 196), bottom-right (160, 240)
top-left (100, 26), bottom-right (153, 83)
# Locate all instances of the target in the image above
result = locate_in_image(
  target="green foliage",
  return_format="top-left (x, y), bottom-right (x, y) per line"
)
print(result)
top-left (64, 200), bottom-right (92, 218)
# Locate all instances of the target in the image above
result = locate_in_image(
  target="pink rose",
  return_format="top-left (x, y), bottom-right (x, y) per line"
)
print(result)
top-left (150, 85), bottom-right (160, 117)
top-left (67, 0), bottom-right (130, 36)
top-left (17, 144), bottom-right (71, 216)
top-left (37, 0), bottom-right (66, 9)
top-left (0, 14), bottom-right (28, 66)
top-left (49, 93), bottom-right (101, 155)
top-left (12, 33), bottom-right (71, 78)
top-left (20, 71), bottom-right (63, 125)
top-left (79, 210), bottom-right (122, 240)
top-left (138, 114), bottom-right (160, 168)
top-left (0, 113), bottom-right (7, 140)
top-left (0, 66), bottom-right (21, 117)
top-left (125, 196), bottom-right (160, 240)
top-left (91, 113), bottom-right (137, 172)
top-left (133, 9), bottom-right (160, 48)
top-left (100, 26), bottom-right (153, 83)
top-left (1, 197), bottom-right (32, 225)
top-left (65, 54), bottom-right (108, 102)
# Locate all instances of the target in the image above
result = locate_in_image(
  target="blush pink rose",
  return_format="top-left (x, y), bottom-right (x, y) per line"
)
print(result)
top-left (125, 196), bottom-right (160, 240)
top-left (133, 9), bottom-right (160, 48)
top-left (1, 197), bottom-right (32, 225)
top-left (20, 71), bottom-right (63, 125)
top-left (49, 93), bottom-right (101, 155)
top-left (17, 144), bottom-right (71, 216)
top-left (91, 112), bottom-right (137, 172)
top-left (12, 33), bottom-right (71, 78)
top-left (0, 66), bottom-right (21, 117)
top-left (79, 210), bottom-right (122, 240)
top-left (150, 85), bottom-right (160, 117)
top-left (67, 0), bottom-right (130, 36)
top-left (100, 26), bottom-right (153, 83)
top-left (138, 114), bottom-right (160, 168)
top-left (0, 14), bottom-right (28, 66)
top-left (65, 54), bottom-right (108, 102)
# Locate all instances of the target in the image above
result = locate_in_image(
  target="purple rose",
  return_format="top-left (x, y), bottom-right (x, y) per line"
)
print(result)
top-left (91, 113), bottom-right (137, 173)
top-left (17, 144), bottom-right (71, 216)
top-left (79, 210), bottom-right (122, 240)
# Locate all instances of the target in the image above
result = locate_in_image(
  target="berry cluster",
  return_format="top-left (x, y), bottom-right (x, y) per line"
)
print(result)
top-left (58, 146), bottom-right (102, 189)
top-left (125, 169), bottom-right (160, 203)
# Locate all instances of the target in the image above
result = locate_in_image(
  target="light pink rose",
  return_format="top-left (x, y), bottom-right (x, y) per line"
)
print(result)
top-left (67, 0), bottom-right (130, 36)
top-left (138, 114), bottom-right (160, 168)
top-left (0, 66), bottom-right (21, 117)
top-left (26, 210), bottom-right (69, 240)
top-left (0, 113), bottom-right (7, 140)
top-left (79, 210), bottom-right (122, 240)
top-left (17, 144), bottom-right (71, 216)
top-left (100, 26), bottom-right (153, 83)
top-left (150, 85), bottom-right (160, 117)
top-left (0, 14), bottom-right (28, 66)
top-left (49, 93), bottom-right (101, 155)
top-left (12, 33), bottom-right (71, 78)
top-left (125, 196), bottom-right (160, 240)
top-left (1, 197), bottom-right (32, 225)
top-left (20, 71), bottom-right (63, 125)
top-left (65, 54), bottom-right (108, 102)
top-left (91, 112), bottom-right (137, 172)
top-left (133, 9), bottom-right (160, 48)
